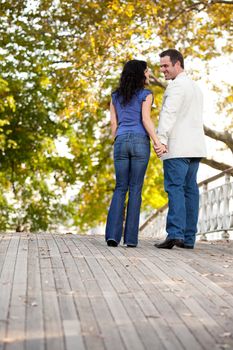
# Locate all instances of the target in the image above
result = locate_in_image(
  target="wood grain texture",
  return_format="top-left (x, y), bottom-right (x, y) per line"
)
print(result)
top-left (0, 233), bottom-right (233, 350)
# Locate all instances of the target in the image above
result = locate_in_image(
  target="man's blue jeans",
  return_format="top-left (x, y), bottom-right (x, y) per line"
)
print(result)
top-left (105, 133), bottom-right (150, 246)
top-left (163, 158), bottom-right (201, 247)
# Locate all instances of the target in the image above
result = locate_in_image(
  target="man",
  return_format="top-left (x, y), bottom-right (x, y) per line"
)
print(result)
top-left (154, 49), bottom-right (207, 249)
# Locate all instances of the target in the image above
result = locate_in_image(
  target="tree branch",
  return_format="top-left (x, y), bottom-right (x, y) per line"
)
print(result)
top-left (150, 75), bottom-right (167, 89)
top-left (151, 0), bottom-right (233, 28)
top-left (201, 158), bottom-right (232, 171)
top-left (211, 0), bottom-right (233, 4)
top-left (167, 2), bottom-right (206, 25)
top-left (204, 125), bottom-right (233, 152)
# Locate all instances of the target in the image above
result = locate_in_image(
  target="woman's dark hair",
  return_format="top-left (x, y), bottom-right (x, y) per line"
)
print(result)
top-left (114, 60), bottom-right (147, 105)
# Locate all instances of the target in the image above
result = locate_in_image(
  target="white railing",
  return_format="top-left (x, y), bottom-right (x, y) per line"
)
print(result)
top-left (140, 167), bottom-right (233, 240)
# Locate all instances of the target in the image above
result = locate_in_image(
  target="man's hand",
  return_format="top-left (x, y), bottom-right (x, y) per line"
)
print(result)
top-left (153, 141), bottom-right (168, 158)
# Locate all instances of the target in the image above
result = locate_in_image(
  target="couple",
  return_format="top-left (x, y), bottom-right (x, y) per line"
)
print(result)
top-left (105, 49), bottom-right (207, 249)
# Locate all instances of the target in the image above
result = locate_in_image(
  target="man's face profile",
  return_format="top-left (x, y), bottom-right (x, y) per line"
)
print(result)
top-left (160, 56), bottom-right (180, 80)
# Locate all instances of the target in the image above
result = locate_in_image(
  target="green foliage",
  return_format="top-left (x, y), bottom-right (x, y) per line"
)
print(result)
top-left (0, 0), bottom-right (232, 231)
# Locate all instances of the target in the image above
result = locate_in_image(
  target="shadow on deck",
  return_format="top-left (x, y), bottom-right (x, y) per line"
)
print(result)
top-left (0, 233), bottom-right (233, 350)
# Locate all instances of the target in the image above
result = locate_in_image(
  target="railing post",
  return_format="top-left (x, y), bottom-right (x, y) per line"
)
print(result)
top-left (222, 173), bottom-right (231, 240)
top-left (199, 182), bottom-right (208, 241)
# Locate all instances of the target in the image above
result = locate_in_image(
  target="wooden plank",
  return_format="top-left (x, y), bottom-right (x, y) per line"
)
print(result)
top-left (4, 234), bottom-right (28, 350)
top-left (25, 235), bottom-right (45, 350)
top-left (91, 237), bottom-right (185, 350)
top-left (59, 236), bottom-right (109, 350)
top-left (87, 237), bottom-right (165, 350)
top-left (86, 238), bottom-right (166, 350)
top-left (0, 234), bottom-right (11, 277)
top-left (120, 255), bottom-right (203, 350)
top-left (51, 235), bottom-right (86, 350)
top-left (73, 236), bottom-right (145, 350)
top-left (151, 245), bottom-right (233, 312)
top-left (176, 243), bottom-right (233, 295)
top-left (37, 234), bottom-right (65, 350)
top-left (141, 240), bottom-right (233, 349)
top-left (0, 234), bottom-right (19, 350)
top-left (2, 233), bottom-right (233, 350)
top-left (103, 237), bottom-right (220, 349)
top-left (168, 252), bottom-right (233, 337)
top-left (140, 253), bottom-right (222, 349)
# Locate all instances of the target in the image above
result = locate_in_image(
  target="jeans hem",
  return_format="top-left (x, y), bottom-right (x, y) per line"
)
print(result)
top-left (124, 242), bottom-right (138, 245)
top-left (106, 238), bottom-right (119, 243)
top-left (167, 235), bottom-right (184, 240)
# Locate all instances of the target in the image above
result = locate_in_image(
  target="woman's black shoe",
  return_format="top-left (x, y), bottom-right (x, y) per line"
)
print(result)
top-left (107, 240), bottom-right (118, 247)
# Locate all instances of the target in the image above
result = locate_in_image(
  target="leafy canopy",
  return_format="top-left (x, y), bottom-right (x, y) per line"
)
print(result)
top-left (0, 0), bottom-right (232, 231)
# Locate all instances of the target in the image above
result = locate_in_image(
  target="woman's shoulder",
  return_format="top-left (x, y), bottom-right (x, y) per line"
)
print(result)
top-left (142, 88), bottom-right (152, 93)
top-left (138, 88), bottom-right (153, 101)
top-left (137, 88), bottom-right (152, 94)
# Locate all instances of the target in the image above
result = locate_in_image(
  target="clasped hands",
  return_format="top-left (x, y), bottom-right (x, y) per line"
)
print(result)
top-left (153, 141), bottom-right (168, 158)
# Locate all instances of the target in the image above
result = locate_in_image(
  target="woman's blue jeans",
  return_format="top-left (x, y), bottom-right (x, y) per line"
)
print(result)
top-left (105, 133), bottom-right (150, 246)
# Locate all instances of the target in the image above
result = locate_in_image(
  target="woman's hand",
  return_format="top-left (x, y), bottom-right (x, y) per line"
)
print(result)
top-left (153, 141), bottom-right (168, 157)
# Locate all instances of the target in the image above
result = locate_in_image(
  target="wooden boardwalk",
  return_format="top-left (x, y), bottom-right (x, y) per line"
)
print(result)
top-left (0, 233), bottom-right (233, 350)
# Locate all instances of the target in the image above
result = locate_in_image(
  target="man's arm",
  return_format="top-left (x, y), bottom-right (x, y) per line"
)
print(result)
top-left (157, 81), bottom-right (184, 145)
top-left (142, 94), bottom-right (167, 157)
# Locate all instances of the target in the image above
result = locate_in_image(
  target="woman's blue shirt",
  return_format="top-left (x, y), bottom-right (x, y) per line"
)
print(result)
top-left (111, 89), bottom-right (153, 137)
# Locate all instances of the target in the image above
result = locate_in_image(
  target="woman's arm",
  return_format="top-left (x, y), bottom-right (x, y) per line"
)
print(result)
top-left (142, 94), bottom-right (167, 156)
top-left (110, 99), bottom-right (118, 139)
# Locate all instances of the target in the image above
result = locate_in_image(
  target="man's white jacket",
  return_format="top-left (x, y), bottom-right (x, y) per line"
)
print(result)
top-left (157, 72), bottom-right (207, 160)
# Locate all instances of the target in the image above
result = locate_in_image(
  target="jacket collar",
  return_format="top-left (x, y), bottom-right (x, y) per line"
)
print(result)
top-left (175, 71), bottom-right (186, 80)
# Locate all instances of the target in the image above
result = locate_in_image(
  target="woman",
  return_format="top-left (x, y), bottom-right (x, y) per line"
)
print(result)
top-left (105, 60), bottom-right (166, 247)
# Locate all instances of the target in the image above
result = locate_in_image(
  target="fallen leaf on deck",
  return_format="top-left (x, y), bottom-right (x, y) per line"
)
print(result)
top-left (217, 344), bottom-right (230, 349)
top-left (219, 332), bottom-right (232, 338)
top-left (171, 277), bottom-right (185, 282)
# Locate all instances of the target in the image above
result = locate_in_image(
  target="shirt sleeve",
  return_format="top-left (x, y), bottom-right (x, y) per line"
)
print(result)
top-left (111, 92), bottom-right (117, 106)
top-left (157, 81), bottom-right (184, 145)
top-left (141, 89), bottom-right (153, 103)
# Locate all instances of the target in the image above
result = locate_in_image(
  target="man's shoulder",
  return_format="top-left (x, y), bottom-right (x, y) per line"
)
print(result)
top-left (176, 73), bottom-right (200, 86)
top-left (165, 78), bottom-right (185, 94)
top-left (169, 74), bottom-right (199, 91)
top-left (174, 73), bottom-right (190, 85)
